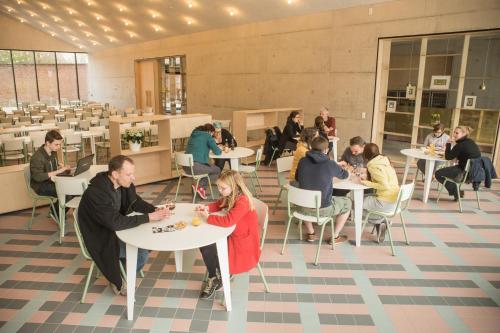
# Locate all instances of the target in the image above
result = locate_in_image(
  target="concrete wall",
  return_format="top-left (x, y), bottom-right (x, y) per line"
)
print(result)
top-left (88, 0), bottom-right (500, 150)
top-left (0, 13), bottom-right (77, 52)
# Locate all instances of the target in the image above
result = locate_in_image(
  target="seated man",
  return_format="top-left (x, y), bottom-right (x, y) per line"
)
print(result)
top-left (30, 129), bottom-right (71, 217)
top-left (338, 136), bottom-right (365, 169)
top-left (212, 121), bottom-right (237, 170)
top-left (78, 155), bottom-right (171, 295)
top-left (295, 136), bottom-right (352, 244)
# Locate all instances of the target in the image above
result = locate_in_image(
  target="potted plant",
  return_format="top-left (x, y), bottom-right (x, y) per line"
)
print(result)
top-left (123, 129), bottom-right (144, 152)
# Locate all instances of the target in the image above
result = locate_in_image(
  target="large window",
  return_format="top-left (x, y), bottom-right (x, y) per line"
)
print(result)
top-left (0, 49), bottom-right (88, 107)
top-left (0, 50), bottom-right (16, 108)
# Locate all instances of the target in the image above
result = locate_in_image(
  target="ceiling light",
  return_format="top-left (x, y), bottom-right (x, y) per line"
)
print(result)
top-left (42, 5), bottom-right (47, 10)
top-left (71, 36), bottom-right (76, 41)
top-left (17, 1), bottom-right (22, 4)
top-left (87, 1), bottom-right (92, 6)
top-left (187, 19), bottom-right (192, 25)
top-left (68, 10), bottom-right (73, 15)
top-left (124, 21), bottom-right (129, 26)
top-left (119, 7), bottom-right (124, 12)
top-left (287, 0), bottom-right (293, 4)
top-left (7, 8), bottom-right (13, 12)
top-left (152, 13), bottom-right (158, 18)
top-left (85, 32), bottom-right (90, 37)
top-left (79, 45), bottom-right (83, 49)
top-left (104, 27), bottom-right (109, 32)
top-left (108, 37), bottom-right (114, 42)
top-left (63, 27), bottom-right (69, 32)
top-left (78, 22), bottom-right (83, 27)
top-left (29, 12), bottom-right (35, 17)
top-left (53, 17), bottom-right (59, 22)
top-left (92, 41), bottom-right (97, 46)
top-left (41, 23), bottom-right (46, 27)
top-left (50, 32), bottom-right (55, 37)
top-left (19, 18), bottom-right (25, 23)
top-left (188, 2), bottom-right (193, 8)
top-left (229, 9), bottom-right (235, 16)
top-left (154, 26), bottom-right (160, 32)
top-left (129, 33), bottom-right (134, 38)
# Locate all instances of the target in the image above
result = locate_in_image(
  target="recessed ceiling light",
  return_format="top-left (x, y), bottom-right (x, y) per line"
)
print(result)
top-left (287, 0), bottom-right (293, 4)
top-left (124, 21), bottom-right (129, 26)
top-left (96, 16), bottom-right (100, 21)
top-left (71, 36), bottom-right (77, 41)
top-left (41, 23), bottom-right (46, 27)
top-left (17, 1), bottom-right (22, 4)
top-left (19, 18), bottom-right (25, 23)
top-left (154, 26), bottom-right (160, 32)
top-left (187, 19), bottom-right (192, 25)
top-left (188, 2), bottom-right (193, 8)
top-left (108, 37), bottom-right (114, 42)
top-left (53, 17), bottom-right (59, 22)
top-left (85, 32), bottom-right (90, 37)
top-left (79, 45), bottom-right (83, 49)
top-left (50, 32), bottom-right (55, 37)
top-left (42, 5), bottom-right (47, 10)
top-left (78, 22), bottom-right (83, 27)
top-left (104, 27), bottom-right (109, 32)
top-left (119, 7), bottom-right (124, 12)
top-left (87, 1), bottom-right (92, 6)
top-left (92, 41), bottom-right (97, 46)
top-left (229, 9), bottom-right (235, 16)
top-left (30, 12), bottom-right (35, 17)
top-left (7, 8), bottom-right (13, 12)
top-left (152, 13), bottom-right (158, 18)
top-left (63, 27), bottom-right (69, 32)
top-left (68, 9), bottom-right (73, 15)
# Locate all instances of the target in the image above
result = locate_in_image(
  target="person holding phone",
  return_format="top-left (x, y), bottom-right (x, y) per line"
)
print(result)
top-left (416, 123), bottom-right (449, 175)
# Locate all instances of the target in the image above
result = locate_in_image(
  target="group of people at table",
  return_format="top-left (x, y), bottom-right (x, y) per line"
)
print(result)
top-left (27, 108), bottom-right (483, 300)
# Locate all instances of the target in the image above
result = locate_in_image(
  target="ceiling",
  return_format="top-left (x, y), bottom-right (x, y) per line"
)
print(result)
top-left (0, 0), bottom-right (392, 51)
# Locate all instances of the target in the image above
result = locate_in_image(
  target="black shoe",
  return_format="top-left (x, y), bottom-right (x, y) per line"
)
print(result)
top-left (377, 222), bottom-right (387, 244)
top-left (200, 276), bottom-right (222, 299)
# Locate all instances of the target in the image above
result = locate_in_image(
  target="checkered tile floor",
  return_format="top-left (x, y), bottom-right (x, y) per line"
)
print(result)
top-left (1, 163), bottom-right (499, 332)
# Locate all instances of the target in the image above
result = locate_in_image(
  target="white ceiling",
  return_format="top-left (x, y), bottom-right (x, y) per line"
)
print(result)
top-left (0, 0), bottom-right (392, 51)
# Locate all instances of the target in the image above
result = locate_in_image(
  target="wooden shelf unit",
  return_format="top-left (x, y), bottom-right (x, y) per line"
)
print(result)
top-left (232, 108), bottom-right (302, 148)
top-left (109, 115), bottom-right (172, 185)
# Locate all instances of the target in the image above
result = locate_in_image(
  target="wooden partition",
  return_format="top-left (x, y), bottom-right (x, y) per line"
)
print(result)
top-left (232, 108), bottom-right (302, 148)
top-left (0, 164), bottom-right (44, 214)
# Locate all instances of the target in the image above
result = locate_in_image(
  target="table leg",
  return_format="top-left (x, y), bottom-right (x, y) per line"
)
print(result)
top-left (126, 243), bottom-right (138, 320)
top-left (174, 250), bottom-right (183, 272)
top-left (401, 156), bottom-right (412, 185)
top-left (216, 239), bottom-right (232, 311)
top-left (90, 136), bottom-right (96, 164)
top-left (332, 140), bottom-right (338, 162)
top-left (230, 158), bottom-right (239, 172)
top-left (353, 189), bottom-right (364, 247)
top-left (423, 160), bottom-right (436, 203)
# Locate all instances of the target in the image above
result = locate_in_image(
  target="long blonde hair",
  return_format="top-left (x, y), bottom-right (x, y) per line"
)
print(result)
top-left (455, 125), bottom-right (473, 136)
top-left (217, 170), bottom-right (254, 211)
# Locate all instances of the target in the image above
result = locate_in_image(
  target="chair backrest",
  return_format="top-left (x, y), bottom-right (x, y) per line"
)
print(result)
top-left (287, 185), bottom-right (321, 209)
top-left (99, 118), bottom-right (109, 127)
top-left (64, 132), bottom-right (82, 145)
top-left (54, 178), bottom-right (87, 206)
top-left (31, 133), bottom-right (46, 149)
top-left (3, 137), bottom-right (25, 150)
top-left (89, 125), bottom-right (105, 133)
top-left (73, 208), bottom-right (92, 260)
top-left (57, 122), bottom-right (69, 130)
top-left (150, 124), bottom-right (158, 135)
top-left (254, 147), bottom-right (263, 170)
top-left (79, 120), bottom-right (90, 130)
top-left (462, 159), bottom-right (472, 182)
top-left (252, 197), bottom-right (268, 250)
top-left (23, 166), bottom-right (37, 199)
top-left (0, 133), bottom-right (14, 141)
top-left (276, 155), bottom-right (294, 186)
top-left (175, 152), bottom-right (194, 168)
top-left (393, 182), bottom-right (415, 215)
top-left (60, 128), bottom-right (74, 136)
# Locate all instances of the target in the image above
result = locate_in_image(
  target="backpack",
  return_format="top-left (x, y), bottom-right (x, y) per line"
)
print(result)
top-left (263, 128), bottom-right (280, 164)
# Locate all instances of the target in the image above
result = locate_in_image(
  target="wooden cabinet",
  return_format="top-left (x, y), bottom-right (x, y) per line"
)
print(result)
top-left (232, 108), bottom-right (302, 148)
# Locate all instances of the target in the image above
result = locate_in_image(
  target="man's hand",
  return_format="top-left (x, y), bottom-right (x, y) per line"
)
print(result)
top-left (148, 207), bottom-right (170, 221)
top-left (49, 165), bottom-right (71, 178)
top-left (338, 161), bottom-right (348, 168)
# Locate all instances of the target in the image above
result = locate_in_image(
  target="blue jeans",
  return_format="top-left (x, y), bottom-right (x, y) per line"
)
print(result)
top-left (119, 239), bottom-right (149, 272)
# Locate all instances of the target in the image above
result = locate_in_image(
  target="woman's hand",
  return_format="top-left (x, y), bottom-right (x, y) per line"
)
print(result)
top-left (195, 205), bottom-right (208, 212)
top-left (197, 209), bottom-right (209, 220)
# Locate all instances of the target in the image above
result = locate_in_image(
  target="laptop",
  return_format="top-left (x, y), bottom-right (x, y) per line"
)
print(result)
top-left (58, 154), bottom-right (94, 177)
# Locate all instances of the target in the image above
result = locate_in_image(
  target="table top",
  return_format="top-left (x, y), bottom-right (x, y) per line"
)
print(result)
top-left (400, 148), bottom-right (446, 161)
top-left (332, 176), bottom-right (369, 190)
top-left (210, 146), bottom-right (254, 159)
top-left (116, 203), bottom-right (235, 251)
top-left (54, 165), bottom-right (108, 182)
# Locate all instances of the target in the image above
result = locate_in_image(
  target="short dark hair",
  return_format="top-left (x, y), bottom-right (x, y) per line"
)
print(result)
top-left (310, 136), bottom-right (329, 152)
top-left (204, 123), bottom-right (215, 132)
top-left (349, 136), bottom-right (365, 146)
top-left (314, 116), bottom-right (325, 130)
top-left (300, 127), bottom-right (318, 148)
top-left (108, 155), bottom-right (134, 175)
top-left (433, 123), bottom-right (445, 132)
top-left (45, 130), bottom-right (63, 143)
top-left (287, 111), bottom-right (300, 122)
top-left (363, 143), bottom-right (380, 161)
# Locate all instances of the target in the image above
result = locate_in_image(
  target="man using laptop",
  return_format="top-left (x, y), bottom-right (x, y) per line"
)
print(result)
top-left (30, 130), bottom-right (71, 217)
top-left (78, 155), bottom-right (171, 296)
top-left (58, 154), bottom-right (94, 177)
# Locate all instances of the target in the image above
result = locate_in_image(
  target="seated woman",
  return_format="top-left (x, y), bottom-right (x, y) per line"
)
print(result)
top-left (357, 143), bottom-right (400, 243)
top-left (278, 111), bottom-right (303, 154)
top-left (314, 116), bottom-right (333, 155)
top-left (185, 123), bottom-right (222, 199)
top-left (289, 127), bottom-right (318, 181)
top-left (212, 121), bottom-right (237, 170)
top-left (435, 126), bottom-right (481, 201)
top-left (417, 123), bottom-right (450, 176)
top-left (195, 170), bottom-right (261, 299)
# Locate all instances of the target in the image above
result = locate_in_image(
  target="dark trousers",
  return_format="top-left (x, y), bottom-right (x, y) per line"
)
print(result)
top-left (200, 243), bottom-right (219, 278)
top-left (35, 181), bottom-right (73, 216)
top-left (435, 166), bottom-right (464, 196)
top-left (214, 158), bottom-right (230, 170)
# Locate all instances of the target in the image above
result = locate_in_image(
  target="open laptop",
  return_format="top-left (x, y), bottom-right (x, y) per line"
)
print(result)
top-left (58, 154), bottom-right (94, 177)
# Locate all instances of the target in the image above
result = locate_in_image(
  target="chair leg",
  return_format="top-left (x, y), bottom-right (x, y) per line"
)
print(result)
top-left (58, 205), bottom-right (65, 244)
top-left (174, 176), bottom-right (182, 202)
top-left (298, 220), bottom-right (303, 241)
top-left (330, 219), bottom-right (335, 251)
top-left (272, 188), bottom-right (283, 214)
top-left (27, 200), bottom-right (37, 230)
top-left (268, 150), bottom-right (276, 166)
top-left (385, 218), bottom-right (396, 256)
top-left (280, 216), bottom-right (294, 255)
top-left (314, 223), bottom-right (328, 266)
top-left (475, 190), bottom-right (481, 210)
top-left (456, 184), bottom-right (463, 213)
top-left (400, 213), bottom-right (410, 245)
top-left (81, 261), bottom-right (95, 303)
top-left (436, 180), bottom-right (446, 203)
top-left (256, 262), bottom-right (270, 292)
top-left (254, 172), bottom-right (263, 192)
top-left (193, 179), bottom-right (200, 204)
top-left (207, 176), bottom-right (215, 200)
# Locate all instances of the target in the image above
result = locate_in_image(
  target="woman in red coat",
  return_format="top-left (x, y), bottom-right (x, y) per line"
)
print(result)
top-left (195, 170), bottom-right (261, 299)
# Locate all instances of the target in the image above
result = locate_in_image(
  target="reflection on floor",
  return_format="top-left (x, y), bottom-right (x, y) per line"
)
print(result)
top-left (1, 163), bottom-right (499, 332)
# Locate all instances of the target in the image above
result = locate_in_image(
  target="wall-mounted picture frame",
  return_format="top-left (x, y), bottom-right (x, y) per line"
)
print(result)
top-left (406, 84), bottom-right (416, 100)
top-left (463, 95), bottom-right (477, 109)
top-left (386, 100), bottom-right (397, 112)
top-left (430, 75), bottom-right (451, 90)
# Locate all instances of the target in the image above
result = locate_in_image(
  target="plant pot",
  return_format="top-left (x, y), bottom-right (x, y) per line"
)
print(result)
top-left (129, 141), bottom-right (141, 152)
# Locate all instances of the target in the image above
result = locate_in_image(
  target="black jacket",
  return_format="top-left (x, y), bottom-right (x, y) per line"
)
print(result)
top-left (78, 172), bottom-right (155, 289)
top-left (279, 119), bottom-right (303, 149)
top-left (445, 137), bottom-right (481, 170)
top-left (218, 128), bottom-right (237, 147)
top-left (469, 156), bottom-right (497, 191)
top-left (295, 150), bottom-right (349, 208)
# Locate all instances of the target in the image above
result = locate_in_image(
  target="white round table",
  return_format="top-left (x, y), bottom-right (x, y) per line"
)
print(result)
top-left (116, 203), bottom-right (235, 320)
top-left (209, 146), bottom-right (254, 171)
top-left (328, 136), bottom-right (339, 161)
top-left (332, 177), bottom-right (369, 247)
top-left (400, 148), bottom-right (447, 203)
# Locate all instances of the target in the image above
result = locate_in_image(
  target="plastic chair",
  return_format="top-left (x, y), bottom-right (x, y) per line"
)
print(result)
top-left (54, 177), bottom-right (87, 244)
top-left (174, 152), bottom-right (214, 203)
top-left (272, 156), bottom-right (294, 213)
top-left (2, 137), bottom-right (27, 164)
top-left (24, 166), bottom-right (58, 229)
top-left (239, 147), bottom-right (263, 196)
top-left (436, 159), bottom-right (479, 212)
top-left (281, 185), bottom-right (334, 265)
top-left (361, 182), bottom-right (415, 256)
top-left (62, 132), bottom-right (82, 164)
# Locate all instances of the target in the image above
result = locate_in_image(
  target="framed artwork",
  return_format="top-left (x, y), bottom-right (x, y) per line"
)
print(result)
top-left (406, 84), bottom-right (416, 100)
top-left (386, 100), bottom-right (397, 112)
top-left (463, 95), bottom-right (477, 109)
top-left (430, 75), bottom-right (451, 90)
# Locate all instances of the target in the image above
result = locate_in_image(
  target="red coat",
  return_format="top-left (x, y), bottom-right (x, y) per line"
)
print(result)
top-left (207, 195), bottom-right (261, 275)
top-left (325, 116), bottom-right (336, 136)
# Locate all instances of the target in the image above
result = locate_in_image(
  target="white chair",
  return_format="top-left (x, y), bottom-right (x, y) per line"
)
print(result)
top-left (361, 182), bottom-right (415, 256)
top-left (54, 177), bottom-right (87, 244)
top-left (145, 124), bottom-right (158, 146)
top-left (24, 166), bottom-right (58, 229)
top-left (57, 122), bottom-right (69, 130)
top-left (281, 186), bottom-right (334, 265)
top-left (28, 131), bottom-right (47, 158)
top-left (99, 118), bottom-right (109, 127)
top-left (2, 137), bottom-right (26, 165)
top-left (272, 155), bottom-right (294, 213)
top-left (78, 120), bottom-right (90, 131)
top-left (62, 132), bottom-right (82, 164)
top-left (239, 147), bottom-right (263, 196)
top-left (174, 152), bottom-right (214, 203)
top-left (213, 119), bottom-right (232, 131)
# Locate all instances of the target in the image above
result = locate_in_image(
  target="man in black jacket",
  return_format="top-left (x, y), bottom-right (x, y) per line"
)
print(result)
top-left (78, 155), bottom-right (170, 295)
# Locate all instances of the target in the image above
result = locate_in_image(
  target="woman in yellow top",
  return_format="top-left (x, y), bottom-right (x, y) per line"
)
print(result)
top-left (289, 127), bottom-right (318, 180)
top-left (358, 143), bottom-right (399, 243)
